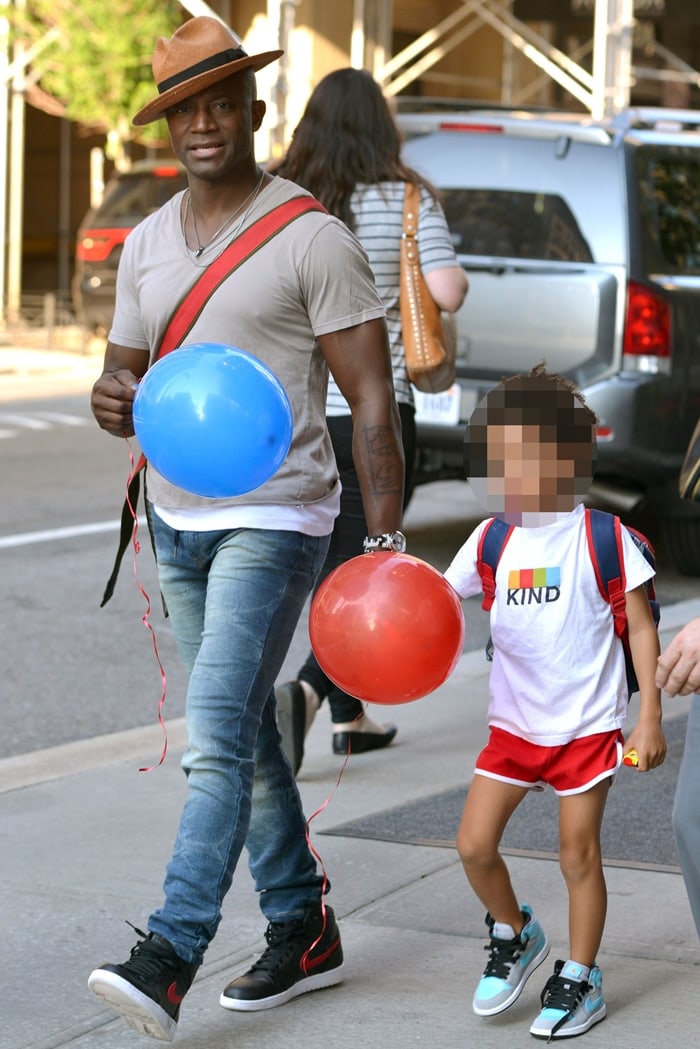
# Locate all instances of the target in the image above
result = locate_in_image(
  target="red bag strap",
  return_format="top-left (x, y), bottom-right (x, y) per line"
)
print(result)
top-left (130, 194), bottom-right (325, 478)
top-left (101, 195), bottom-right (326, 607)
top-left (156, 195), bottom-right (326, 360)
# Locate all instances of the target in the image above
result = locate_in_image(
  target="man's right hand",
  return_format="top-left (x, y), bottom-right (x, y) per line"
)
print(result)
top-left (656, 616), bottom-right (700, 697)
top-left (91, 369), bottom-right (140, 437)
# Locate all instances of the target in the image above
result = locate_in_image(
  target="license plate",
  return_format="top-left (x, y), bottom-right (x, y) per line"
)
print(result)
top-left (413, 383), bottom-right (463, 426)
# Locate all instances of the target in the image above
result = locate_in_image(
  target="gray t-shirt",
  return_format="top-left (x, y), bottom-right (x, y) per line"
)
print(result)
top-left (110, 176), bottom-right (386, 511)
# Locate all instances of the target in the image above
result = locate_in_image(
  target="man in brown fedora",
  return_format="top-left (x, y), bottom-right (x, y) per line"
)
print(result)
top-left (87, 15), bottom-right (404, 1042)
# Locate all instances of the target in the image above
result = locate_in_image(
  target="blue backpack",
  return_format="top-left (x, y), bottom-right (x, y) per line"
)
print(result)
top-left (476, 507), bottom-right (659, 697)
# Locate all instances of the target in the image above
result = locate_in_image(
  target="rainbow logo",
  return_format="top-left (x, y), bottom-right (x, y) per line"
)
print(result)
top-left (507, 567), bottom-right (561, 589)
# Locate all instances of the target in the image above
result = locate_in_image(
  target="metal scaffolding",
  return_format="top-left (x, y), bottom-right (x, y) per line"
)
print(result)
top-left (370, 0), bottom-right (698, 117)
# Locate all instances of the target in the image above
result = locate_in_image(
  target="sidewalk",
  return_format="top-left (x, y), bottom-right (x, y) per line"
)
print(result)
top-left (1, 338), bottom-right (698, 1047)
top-left (0, 337), bottom-right (105, 399)
top-left (2, 597), bottom-right (699, 1049)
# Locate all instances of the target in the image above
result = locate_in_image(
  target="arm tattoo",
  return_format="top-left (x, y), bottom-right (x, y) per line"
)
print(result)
top-left (364, 424), bottom-right (402, 494)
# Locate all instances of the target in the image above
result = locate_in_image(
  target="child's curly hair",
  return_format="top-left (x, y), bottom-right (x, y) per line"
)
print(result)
top-left (465, 361), bottom-right (598, 480)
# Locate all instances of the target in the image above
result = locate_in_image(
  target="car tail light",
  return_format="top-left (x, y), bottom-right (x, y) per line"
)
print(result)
top-left (152, 165), bottom-right (181, 177)
top-left (438, 122), bottom-right (503, 134)
top-left (76, 228), bottom-right (130, 262)
top-left (623, 281), bottom-right (671, 372)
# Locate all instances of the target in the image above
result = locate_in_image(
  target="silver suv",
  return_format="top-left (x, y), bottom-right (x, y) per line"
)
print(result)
top-left (401, 106), bottom-right (700, 574)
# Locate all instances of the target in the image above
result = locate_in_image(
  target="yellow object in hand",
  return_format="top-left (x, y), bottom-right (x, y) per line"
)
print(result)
top-left (623, 749), bottom-right (639, 767)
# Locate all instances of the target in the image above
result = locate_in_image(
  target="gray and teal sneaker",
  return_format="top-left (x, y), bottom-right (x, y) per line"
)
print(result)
top-left (530, 959), bottom-right (606, 1039)
top-left (472, 905), bottom-right (550, 1016)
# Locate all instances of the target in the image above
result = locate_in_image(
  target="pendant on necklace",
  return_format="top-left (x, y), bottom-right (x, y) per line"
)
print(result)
top-left (194, 246), bottom-right (204, 258)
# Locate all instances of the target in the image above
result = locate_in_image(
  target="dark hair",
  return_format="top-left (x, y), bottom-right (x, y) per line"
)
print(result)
top-left (466, 362), bottom-right (598, 478)
top-left (242, 67), bottom-right (257, 104)
top-left (273, 67), bottom-right (437, 229)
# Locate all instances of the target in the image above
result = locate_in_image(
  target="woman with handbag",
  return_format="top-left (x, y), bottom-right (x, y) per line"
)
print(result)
top-left (272, 68), bottom-right (469, 774)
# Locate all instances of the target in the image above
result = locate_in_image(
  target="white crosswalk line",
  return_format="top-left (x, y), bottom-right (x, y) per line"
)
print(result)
top-left (0, 410), bottom-right (92, 438)
top-left (0, 517), bottom-right (146, 549)
top-left (32, 411), bottom-right (91, 426)
top-left (0, 413), bottom-right (52, 430)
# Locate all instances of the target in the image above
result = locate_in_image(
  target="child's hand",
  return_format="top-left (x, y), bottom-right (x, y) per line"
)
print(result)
top-left (623, 722), bottom-right (666, 771)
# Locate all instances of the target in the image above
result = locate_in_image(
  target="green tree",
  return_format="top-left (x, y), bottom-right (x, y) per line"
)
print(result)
top-left (21, 0), bottom-right (184, 166)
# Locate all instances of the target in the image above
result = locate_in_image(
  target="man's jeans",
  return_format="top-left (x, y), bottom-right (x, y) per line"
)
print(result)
top-left (147, 509), bottom-right (330, 964)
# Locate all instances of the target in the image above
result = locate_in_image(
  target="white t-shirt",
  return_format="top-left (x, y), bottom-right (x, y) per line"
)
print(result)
top-left (444, 504), bottom-right (655, 746)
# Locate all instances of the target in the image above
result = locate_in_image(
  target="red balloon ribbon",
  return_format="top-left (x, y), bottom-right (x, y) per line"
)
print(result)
top-left (124, 439), bottom-right (169, 772)
top-left (300, 730), bottom-right (355, 973)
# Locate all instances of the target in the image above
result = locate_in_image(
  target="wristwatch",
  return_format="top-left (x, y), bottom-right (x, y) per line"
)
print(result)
top-left (363, 530), bottom-right (407, 554)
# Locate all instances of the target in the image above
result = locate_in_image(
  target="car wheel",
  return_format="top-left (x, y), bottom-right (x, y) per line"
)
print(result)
top-left (660, 512), bottom-right (700, 576)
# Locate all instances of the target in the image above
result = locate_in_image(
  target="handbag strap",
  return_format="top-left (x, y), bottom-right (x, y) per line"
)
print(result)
top-left (100, 193), bottom-right (326, 607)
top-left (402, 182), bottom-right (421, 267)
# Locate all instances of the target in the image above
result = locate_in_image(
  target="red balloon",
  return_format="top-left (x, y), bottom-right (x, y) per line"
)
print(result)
top-left (309, 551), bottom-right (465, 705)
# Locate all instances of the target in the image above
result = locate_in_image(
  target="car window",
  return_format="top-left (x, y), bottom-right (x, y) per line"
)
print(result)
top-left (636, 148), bottom-right (700, 275)
top-left (440, 188), bottom-right (593, 262)
top-left (94, 174), bottom-right (187, 227)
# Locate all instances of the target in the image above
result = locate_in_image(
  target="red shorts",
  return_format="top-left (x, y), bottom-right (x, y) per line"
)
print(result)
top-left (475, 726), bottom-right (624, 796)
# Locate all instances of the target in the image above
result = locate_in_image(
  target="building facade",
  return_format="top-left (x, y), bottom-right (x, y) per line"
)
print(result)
top-left (12, 0), bottom-right (700, 316)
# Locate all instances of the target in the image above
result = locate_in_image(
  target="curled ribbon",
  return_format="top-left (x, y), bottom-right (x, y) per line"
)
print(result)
top-left (124, 439), bottom-right (168, 772)
top-left (300, 728), bottom-right (357, 971)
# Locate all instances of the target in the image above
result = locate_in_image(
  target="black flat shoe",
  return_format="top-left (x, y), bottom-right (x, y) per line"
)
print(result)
top-left (276, 681), bottom-right (306, 775)
top-left (332, 724), bottom-right (398, 755)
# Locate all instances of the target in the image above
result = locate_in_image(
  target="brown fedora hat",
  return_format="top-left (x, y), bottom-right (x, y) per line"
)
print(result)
top-left (132, 16), bottom-right (283, 126)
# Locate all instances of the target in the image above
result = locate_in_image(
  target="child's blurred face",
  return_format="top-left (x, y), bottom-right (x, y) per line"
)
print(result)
top-left (482, 423), bottom-right (581, 516)
top-left (467, 385), bottom-right (594, 525)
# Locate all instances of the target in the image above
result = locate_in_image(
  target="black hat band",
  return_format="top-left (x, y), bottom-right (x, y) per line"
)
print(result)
top-left (157, 47), bottom-right (248, 94)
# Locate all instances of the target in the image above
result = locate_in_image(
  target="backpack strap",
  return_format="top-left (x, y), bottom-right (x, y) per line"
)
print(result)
top-left (477, 517), bottom-right (514, 611)
top-left (584, 507), bottom-right (628, 638)
top-left (625, 525), bottom-right (659, 611)
top-left (100, 195), bottom-right (327, 607)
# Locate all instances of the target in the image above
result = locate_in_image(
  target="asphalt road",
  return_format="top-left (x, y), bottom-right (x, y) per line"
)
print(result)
top-left (1, 378), bottom-right (697, 760)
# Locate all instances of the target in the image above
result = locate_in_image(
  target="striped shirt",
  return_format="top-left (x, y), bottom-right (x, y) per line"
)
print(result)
top-left (326, 181), bottom-right (462, 414)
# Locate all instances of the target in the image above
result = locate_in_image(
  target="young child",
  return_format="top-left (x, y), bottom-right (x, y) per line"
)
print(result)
top-left (444, 364), bottom-right (666, 1040)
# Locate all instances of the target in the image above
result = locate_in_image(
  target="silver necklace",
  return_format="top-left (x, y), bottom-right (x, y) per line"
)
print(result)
top-left (183, 169), bottom-right (265, 258)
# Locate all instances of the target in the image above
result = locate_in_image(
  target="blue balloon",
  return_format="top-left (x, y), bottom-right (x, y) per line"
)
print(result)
top-left (133, 343), bottom-right (293, 498)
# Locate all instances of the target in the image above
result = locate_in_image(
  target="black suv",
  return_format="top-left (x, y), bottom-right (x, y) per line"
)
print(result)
top-left (400, 106), bottom-right (700, 574)
top-left (73, 160), bottom-right (187, 333)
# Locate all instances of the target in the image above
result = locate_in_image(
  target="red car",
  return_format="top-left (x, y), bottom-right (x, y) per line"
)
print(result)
top-left (73, 160), bottom-right (187, 333)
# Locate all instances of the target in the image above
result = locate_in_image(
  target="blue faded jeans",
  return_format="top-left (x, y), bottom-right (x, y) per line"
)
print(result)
top-left (147, 509), bottom-right (330, 964)
top-left (673, 693), bottom-right (700, 938)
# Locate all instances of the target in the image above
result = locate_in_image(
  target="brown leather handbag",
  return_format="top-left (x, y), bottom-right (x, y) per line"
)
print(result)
top-left (399, 182), bottom-right (457, 394)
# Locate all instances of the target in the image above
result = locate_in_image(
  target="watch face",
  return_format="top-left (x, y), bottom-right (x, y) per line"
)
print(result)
top-left (363, 531), bottom-right (407, 553)
top-left (392, 531), bottom-right (407, 552)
